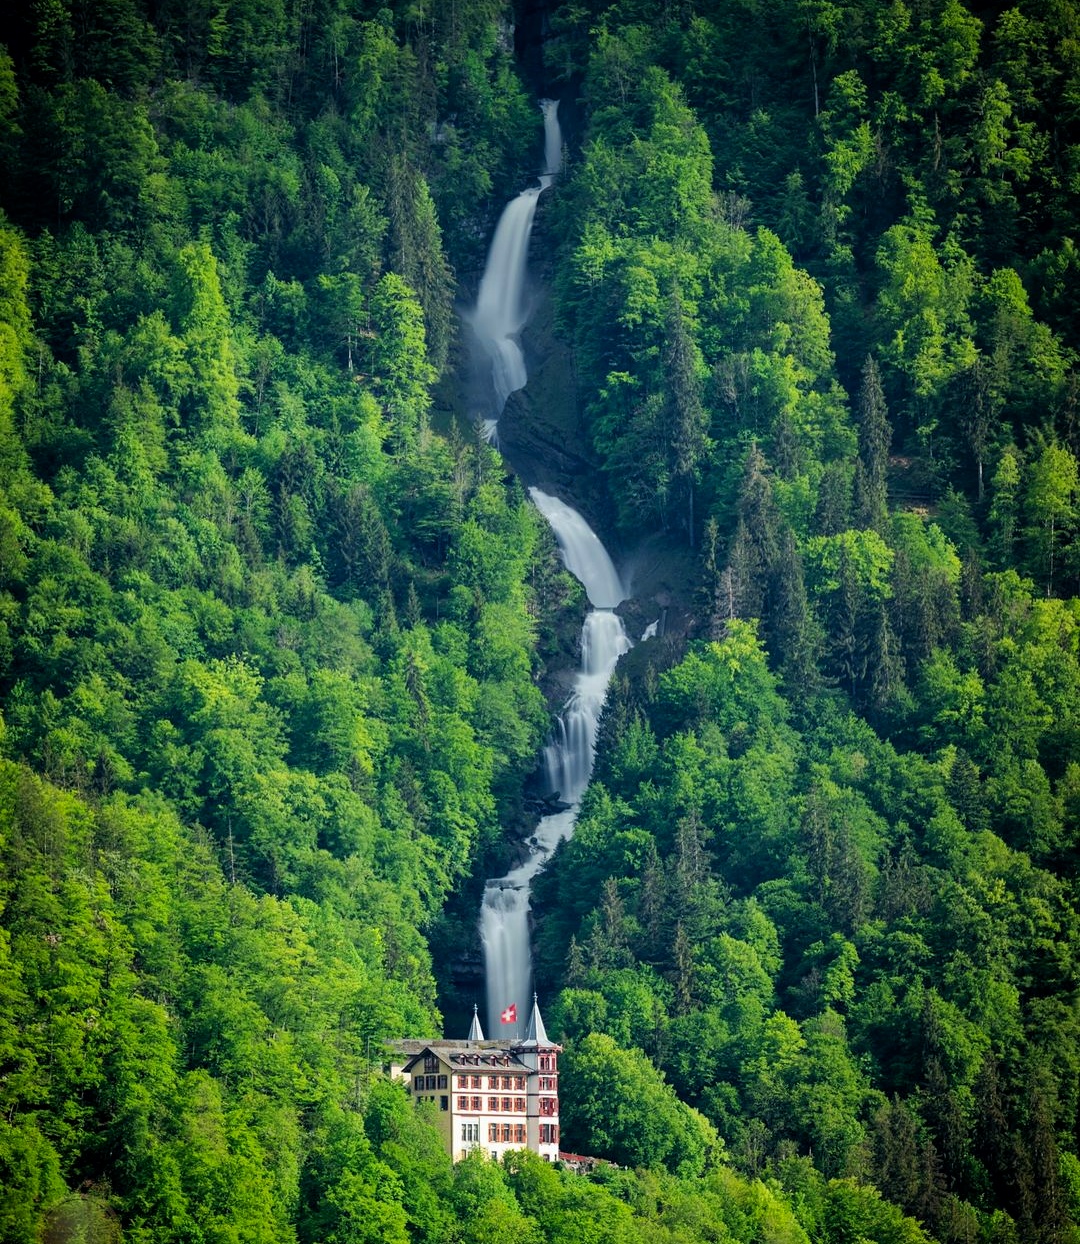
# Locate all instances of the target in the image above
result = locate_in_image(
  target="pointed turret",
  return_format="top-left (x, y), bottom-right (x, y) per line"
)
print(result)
top-left (467, 1004), bottom-right (484, 1043)
top-left (515, 994), bottom-right (560, 1160)
top-left (522, 994), bottom-right (549, 1046)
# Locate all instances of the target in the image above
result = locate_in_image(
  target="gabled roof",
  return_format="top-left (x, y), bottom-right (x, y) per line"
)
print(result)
top-left (396, 1042), bottom-right (532, 1074)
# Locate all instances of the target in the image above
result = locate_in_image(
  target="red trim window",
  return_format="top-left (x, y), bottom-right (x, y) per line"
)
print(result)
top-left (471, 1075), bottom-right (482, 1088)
top-left (488, 1097), bottom-right (499, 1111)
top-left (471, 1096), bottom-right (481, 1111)
top-left (539, 1097), bottom-right (557, 1116)
top-left (488, 1123), bottom-right (498, 1142)
top-left (513, 1097), bottom-right (526, 1111)
top-left (500, 1123), bottom-right (512, 1143)
top-left (514, 1076), bottom-right (526, 1090)
top-left (457, 1096), bottom-right (469, 1111)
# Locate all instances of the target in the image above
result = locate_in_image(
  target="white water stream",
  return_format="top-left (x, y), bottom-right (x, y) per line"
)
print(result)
top-left (467, 99), bottom-right (561, 437)
top-left (472, 94), bottom-right (632, 1030)
top-left (473, 105), bottom-right (631, 1032)
top-left (480, 493), bottom-right (631, 1035)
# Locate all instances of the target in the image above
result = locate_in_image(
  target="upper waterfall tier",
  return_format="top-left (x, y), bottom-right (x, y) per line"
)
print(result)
top-left (465, 99), bottom-right (562, 422)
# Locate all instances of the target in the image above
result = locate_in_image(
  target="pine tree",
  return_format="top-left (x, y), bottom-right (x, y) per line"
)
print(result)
top-left (726, 443), bottom-right (781, 620)
top-left (854, 354), bottom-right (891, 531)
top-left (636, 839), bottom-right (666, 964)
top-left (769, 525), bottom-right (820, 693)
top-left (664, 283), bottom-right (708, 545)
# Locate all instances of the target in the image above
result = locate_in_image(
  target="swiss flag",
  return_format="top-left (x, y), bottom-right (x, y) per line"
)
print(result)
top-left (500, 1003), bottom-right (517, 1024)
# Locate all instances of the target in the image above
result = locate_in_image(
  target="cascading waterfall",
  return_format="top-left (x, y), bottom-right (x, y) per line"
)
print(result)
top-left (480, 490), bottom-right (631, 1036)
top-left (466, 99), bottom-right (561, 437)
top-left (469, 94), bottom-right (628, 1036)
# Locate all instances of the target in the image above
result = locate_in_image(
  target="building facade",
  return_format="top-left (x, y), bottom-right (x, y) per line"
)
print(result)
top-left (390, 997), bottom-right (561, 1163)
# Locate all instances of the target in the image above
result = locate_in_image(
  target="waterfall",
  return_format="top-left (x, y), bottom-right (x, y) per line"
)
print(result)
top-left (468, 95), bottom-right (627, 1037)
top-left (480, 490), bottom-right (630, 1036)
top-left (466, 99), bottom-right (561, 430)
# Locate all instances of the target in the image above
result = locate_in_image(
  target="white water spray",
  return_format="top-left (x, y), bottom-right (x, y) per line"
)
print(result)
top-left (480, 489), bottom-right (630, 1035)
top-left (467, 99), bottom-right (562, 427)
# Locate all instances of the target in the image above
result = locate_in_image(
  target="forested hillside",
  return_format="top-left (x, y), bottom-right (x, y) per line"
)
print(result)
top-left (533, 3), bottom-right (1080, 1243)
top-left (1, 0), bottom-right (1079, 1242)
top-left (0, 0), bottom-right (562, 1235)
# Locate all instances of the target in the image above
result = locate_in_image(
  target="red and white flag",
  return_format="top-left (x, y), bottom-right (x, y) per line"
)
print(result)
top-left (500, 1003), bottom-right (517, 1024)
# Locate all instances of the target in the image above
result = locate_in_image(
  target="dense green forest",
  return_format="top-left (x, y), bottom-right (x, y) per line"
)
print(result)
top-left (1, 0), bottom-right (1079, 1241)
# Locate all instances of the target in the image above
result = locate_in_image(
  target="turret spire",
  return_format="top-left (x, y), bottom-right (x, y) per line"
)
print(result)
top-left (523, 993), bottom-right (548, 1045)
top-left (467, 1004), bottom-right (485, 1043)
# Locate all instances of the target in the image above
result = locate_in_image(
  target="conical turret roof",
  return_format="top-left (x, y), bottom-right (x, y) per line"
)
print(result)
top-left (467, 1004), bottom-right (485, 1042)
top-left (522, 994), bottom-right (549, 1045)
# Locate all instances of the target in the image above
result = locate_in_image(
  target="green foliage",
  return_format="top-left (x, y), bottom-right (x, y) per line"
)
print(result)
top-left (6, 1), bottom-right (1080, 1242)
top-left (561, 1032), bottom-right (721, 1176)
top-left (0, 5), bottom-right (563, 1237)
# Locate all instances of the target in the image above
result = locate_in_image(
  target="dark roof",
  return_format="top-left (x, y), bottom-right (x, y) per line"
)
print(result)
top-left (391, 1041), bottom-right (534, 1073)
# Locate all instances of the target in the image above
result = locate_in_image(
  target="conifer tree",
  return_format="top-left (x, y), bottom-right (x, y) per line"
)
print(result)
top-left (854, 355), bottom-right (891, 532)
top-left (664, 283), bottom-right (708, 545)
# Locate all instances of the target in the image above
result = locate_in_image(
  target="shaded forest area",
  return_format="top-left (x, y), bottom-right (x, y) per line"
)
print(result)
top-left (0, 0), bottom-right (1079, 1242)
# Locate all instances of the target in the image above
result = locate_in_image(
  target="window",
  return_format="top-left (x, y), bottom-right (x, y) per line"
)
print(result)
top-left (456, 1075), bottom-right (468, 1090)
top-left (488, 1123), bottom-right (498, 1143)
top-left (488, 1097), bottom-right (498, 1111)
top-left (514, 1097), bottom-right (525, 1111)
top-left (471, 1096), bottom-right (481, 1112)
top-left (514, 1124), bottom-right (526, 1144)
top-left (539, 1077), bottom-right (556, 1091)
top-left (539, 1097), bottom-right (556, 1116)
top-left (461, 1122), bottom-right (479, 1143)
top-left (440, 1096), bottom-right (448, 1111)
top-left (501, 1075), bottom-right (512, 1089)
top-left (539, 1055), bottom-right (554, 1072)
top-left (424, 1054), bottom-right (439, 1074)
top-left (500, 1123), bottom-right (512, 1143)
top-left (501, 1097), bottom-right (511, 1113)
top-left (457, 1096), bottom-right (468, 1111)
top-left (471, 1075), bottom-right (482, 1088)
top-left (539, 1124), bottom-right (560, 1146)
top-left (514, 1076), bottom-right (525, 1090)
top-left (488, 1076), bottom-right (498, 1090)
top-left (437, 1075), bottom-right (447, 1089)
